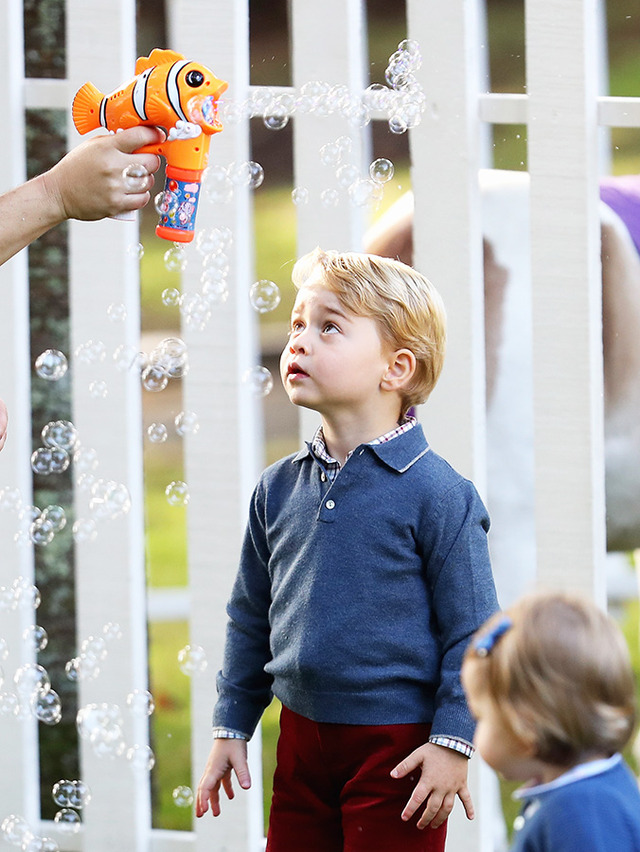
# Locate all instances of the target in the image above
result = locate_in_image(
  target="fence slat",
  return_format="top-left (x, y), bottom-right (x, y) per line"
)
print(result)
top-left (0, 0), bottom-right (41, 833)
top-left (526, 0), bottom-right (607, 600)
top-left (66, 2), bottom-right (152, 849)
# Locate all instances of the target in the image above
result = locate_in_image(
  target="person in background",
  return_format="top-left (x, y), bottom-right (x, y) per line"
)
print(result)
top-left (462, 591), bottom-right (640, 852)
top-left (0, 125), bottom-right (164, 451)
top-left (196, 247), bottom-right (499, 851)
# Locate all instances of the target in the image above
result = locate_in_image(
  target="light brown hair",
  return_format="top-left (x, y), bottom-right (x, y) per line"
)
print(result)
top-left (464, 592), bottom-right (637, 767)
top-left (291, 247), bottom-right (447, 412)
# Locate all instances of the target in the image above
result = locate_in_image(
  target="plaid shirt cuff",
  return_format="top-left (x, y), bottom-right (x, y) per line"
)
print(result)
top-left (428, 735), bottom-right (474, 758)
top-left (213, 727), bottom-right (248, 740)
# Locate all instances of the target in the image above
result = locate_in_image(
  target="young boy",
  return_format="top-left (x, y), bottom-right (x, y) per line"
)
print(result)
top-left (196, 248), bottom-right (499, 851)
top-left (462, 592), bottom-right (640, 851)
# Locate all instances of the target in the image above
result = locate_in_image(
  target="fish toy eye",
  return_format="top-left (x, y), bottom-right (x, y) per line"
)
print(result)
top-left (185, 69), bottom-right (205, 87)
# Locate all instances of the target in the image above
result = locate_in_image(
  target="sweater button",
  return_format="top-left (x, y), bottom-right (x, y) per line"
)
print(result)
top-left (320, 472), bottom-right (326, 481)
top-left (325, 499), bottom-right (335, 509)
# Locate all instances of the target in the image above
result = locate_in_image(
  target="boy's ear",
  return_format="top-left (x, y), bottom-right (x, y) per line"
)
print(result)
top-left (381, 349), bottom-right (416, 392)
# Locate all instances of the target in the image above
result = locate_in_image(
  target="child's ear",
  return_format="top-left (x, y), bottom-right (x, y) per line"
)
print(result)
top-left (381, 349), bottom-right (416, 392)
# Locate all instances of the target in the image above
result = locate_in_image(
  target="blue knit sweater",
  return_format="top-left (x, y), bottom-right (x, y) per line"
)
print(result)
top-left (511, 755), bottom-right (640, 851)
top-left (213, 424), bottom-right (499, 742)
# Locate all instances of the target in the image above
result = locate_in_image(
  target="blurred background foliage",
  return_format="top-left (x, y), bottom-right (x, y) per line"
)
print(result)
top-left (20, 0), bottom-right (640, 835)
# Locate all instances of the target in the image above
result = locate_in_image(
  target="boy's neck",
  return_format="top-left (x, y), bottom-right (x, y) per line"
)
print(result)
top-left (320, 411), bottom-right (404, 466)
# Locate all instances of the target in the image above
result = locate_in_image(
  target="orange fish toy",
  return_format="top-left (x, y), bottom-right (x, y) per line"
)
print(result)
top-left (72, 48), bottom-right (228, 242)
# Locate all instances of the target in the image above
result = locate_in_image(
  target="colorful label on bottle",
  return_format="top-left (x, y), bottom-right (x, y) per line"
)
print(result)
top-left (157, 174), bottom-right (201, 236)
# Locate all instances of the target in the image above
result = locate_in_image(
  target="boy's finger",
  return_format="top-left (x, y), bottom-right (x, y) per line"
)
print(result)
top-left (114, 125), bottom-right (166, 153)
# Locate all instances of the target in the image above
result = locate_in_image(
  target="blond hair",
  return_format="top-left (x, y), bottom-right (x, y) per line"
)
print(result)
top-left (291, 248), bottom-right (447, 411)
top-left (464, 592), bottom-right (637, 766)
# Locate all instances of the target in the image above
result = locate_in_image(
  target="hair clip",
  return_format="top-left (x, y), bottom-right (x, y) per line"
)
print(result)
top-left (474, 616), bottom-right (513, 657)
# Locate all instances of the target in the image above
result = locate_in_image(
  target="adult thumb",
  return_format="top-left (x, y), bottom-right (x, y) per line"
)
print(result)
top-left (115, 125), bottom-right (166, 154)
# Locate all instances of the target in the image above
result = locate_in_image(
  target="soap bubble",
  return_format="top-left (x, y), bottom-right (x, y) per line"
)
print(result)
top-left (363, 82), bottom-right (394, 112)
top-left (320, 141), bottom-right (342, 167)
top-left (103, 622), bottom-right (122, 642)
top-left (52, 779), bottom-right (91, 810)
top-left (249, 280), bottom-right (281, 314)
top-left (74, 339), bottom-right (106, 364)
top-left (122, 162), bottom-right (150, 188)
top-left (107, 302), bottom-right (127, 322)
top-left (247, 160), bottom-right (265, 189)
top-left (201, 276), bottom-right (229, 306)
top-left (126, 242), bottom-right (144, 259)
top-left (195, 226), bottom-right (228, 256)
top-left (172, 786), bottom-right (194, 808)
top-left (53, 809), bottom-right (81, 834)
top-left (12, 577), bottom-right (41, 610)
top-left (0, 638), bottom-right (8, 661)
top-left (203, 165), bottom-right (233, 204)
top-left (88, 380), bottom-right (108, 399)
top-left (126, 744), bottom-right (155, 772)
top-left (31, 687), bottom-right (62, 725)
top-left (389, 114), bottom-right (408, 135)
top-left (242, 366), bottom-right (274, 397)
top-left (320, 188), bottom-right (340, 208)
top-left (0, 486), bottom-right (22, 512)
top-left (336, 164), bottom-right (360, 188)
top-left (161, 287), bottom-right (181, 307)
top-left (229, 160), bottom-right (264, 189)
top-left (126, 689), bottom-right (155, 717)
top-left (165, 481), bottom-right (190, 506)
top-left (41, 505), bottom-right (67, 533)
top-left (180, 292), bottom-right (212, 330)
top-left (147, 423), bottom-right (168, 443)
top-left (41, 420), bottom-right (79, 452)
top-left (291, 186), bottom-right (310, 206)
top-left (0, 691), bottom-right (19, 716)
top-left (348, 179), bottom-right (383, 208)
top-left (72, 518), bottom-right (98, 544)
top-left (89, 480), bottom-right (131, 520)
top-left (175, 411), bottom-right (199, 437)
top-left (141, 365), bottom-right (169, 393)
top-left (31, 447), bottom-right (70, 476)
top-left (369, 158), bottom-right (395, 183)
top-left (35, 349), bottom-right (68, 381)
top-left (1, 814), bottom-right (31, 845)
top-left (164, 245), bottom-right (187, 272)
top-left (263, 110), bottom-right (289, 131)
top-left (23, 625), bottom-right (48, 652)
top-left (14, 663), bottom-right (50, 699)
top-left (152, 337), bottom-right (189, 379)
top-left (178, 644), bottom-right (208, 675)
top-left (74, 447), bottom-right (99, 474)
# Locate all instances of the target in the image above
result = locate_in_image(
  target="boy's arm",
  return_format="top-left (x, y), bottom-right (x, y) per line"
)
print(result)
top-left (0, 126), bottom-right (163, 266)
top-left (391, 741), bottom-right (474, 829)
top-left (196, 738), bottom-right (251, 818)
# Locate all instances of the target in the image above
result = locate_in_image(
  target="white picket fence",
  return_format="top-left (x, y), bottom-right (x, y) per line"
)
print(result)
top-left (0, 0), bottom-right (636, 850)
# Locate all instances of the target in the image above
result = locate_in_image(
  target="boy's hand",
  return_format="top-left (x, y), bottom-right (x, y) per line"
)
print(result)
top-left (391, 742), bottom-right (474, 829)
top-left (196, 738), bottom-right (251, 818)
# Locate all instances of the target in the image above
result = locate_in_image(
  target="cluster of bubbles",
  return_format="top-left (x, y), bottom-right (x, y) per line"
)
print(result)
top-left (200, 160), bottom-right (264, 207)
top-left (64, 624), bottom-right (122, 684)
top-left (293, 137), bottom-right (396, 210)
top-left (216, 39), bottom-right (425, 138)
top-left (2, 438), bottom-right (133, 552)
top-left (147, 409), bottom-right (200, 445)
top-left (1, 813), bottom-right (59, 851)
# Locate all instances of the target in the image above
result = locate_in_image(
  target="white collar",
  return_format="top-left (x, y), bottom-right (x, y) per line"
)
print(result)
top-left (513, 753), bottom-right (622, 801)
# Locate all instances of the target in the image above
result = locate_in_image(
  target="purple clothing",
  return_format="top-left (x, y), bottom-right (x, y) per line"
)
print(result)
top-left (600, 175), bottom-right (640, 256)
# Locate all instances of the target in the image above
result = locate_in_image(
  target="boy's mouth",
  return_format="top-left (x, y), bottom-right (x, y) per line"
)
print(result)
top-left (287, 361), bottom-right (308, 378)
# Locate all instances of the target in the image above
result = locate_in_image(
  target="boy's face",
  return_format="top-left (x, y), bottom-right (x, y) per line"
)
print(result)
top-left (462, 661), bottom-right (537, 782)
top-left (280, 274), bottom-right (395, 419)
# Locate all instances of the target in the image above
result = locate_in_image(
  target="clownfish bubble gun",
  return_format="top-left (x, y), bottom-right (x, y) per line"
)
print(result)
top-left (72, 48), bottom-right (228, 243)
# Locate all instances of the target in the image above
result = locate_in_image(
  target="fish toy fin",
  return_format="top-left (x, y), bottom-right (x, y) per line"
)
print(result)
top-left (145, 91), bottom-right (174, 125)
top-left (135, 48), bottom-right (184, 74)
top-left (72, 81), bottom-right (104, 135)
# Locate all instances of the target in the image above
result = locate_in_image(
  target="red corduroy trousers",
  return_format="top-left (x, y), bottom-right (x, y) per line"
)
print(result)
top-left (265, 705), bottom-right (448, 852)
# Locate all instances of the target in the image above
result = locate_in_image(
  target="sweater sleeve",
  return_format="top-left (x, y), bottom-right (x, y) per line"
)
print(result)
top-left (424, 479), bottom-right (499, 743)
top-left (212, 479), bottom-right (274, 739)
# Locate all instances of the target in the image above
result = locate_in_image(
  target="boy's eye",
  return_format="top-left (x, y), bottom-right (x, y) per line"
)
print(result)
top-left (289, 320), bottom-right (304, 333)
top-left (322, 322), bottom-right (339, 333)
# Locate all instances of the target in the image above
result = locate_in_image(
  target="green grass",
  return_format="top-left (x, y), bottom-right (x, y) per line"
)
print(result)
top-left (148, 620), bottom-right (193, 831)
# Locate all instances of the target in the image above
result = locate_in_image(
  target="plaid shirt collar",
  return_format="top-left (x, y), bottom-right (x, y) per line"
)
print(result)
top-left (311, 416), bottom-right (417, 482)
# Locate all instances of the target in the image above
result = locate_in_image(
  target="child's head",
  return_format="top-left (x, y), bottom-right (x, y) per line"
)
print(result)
top-left (290, 248), bottom-right (447, 412)
top-left (462, 592), bottom-right (637, 778)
